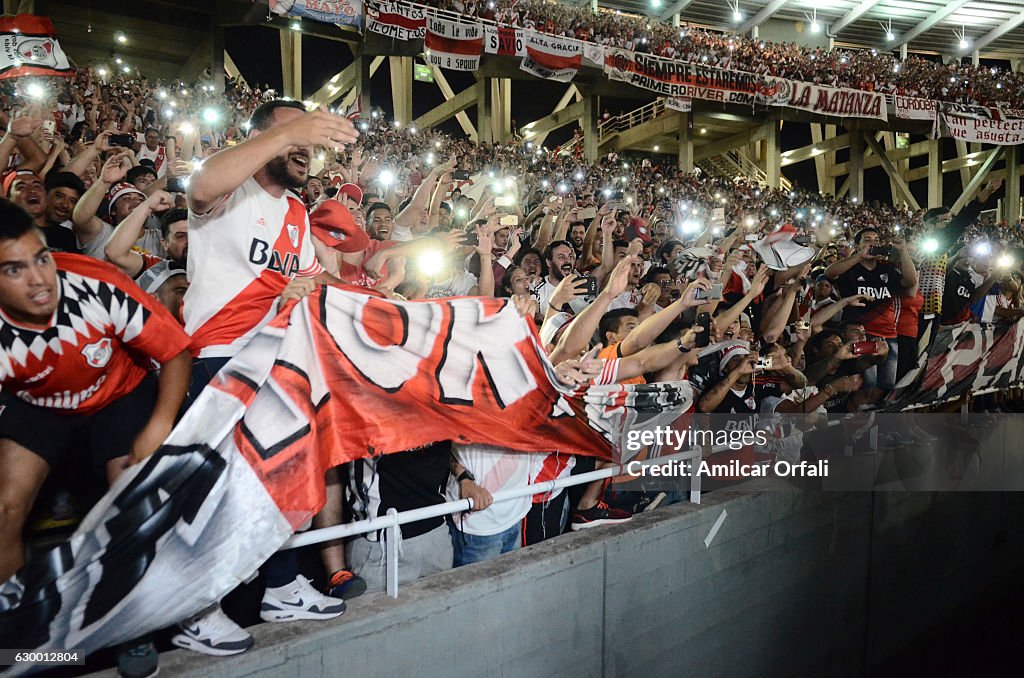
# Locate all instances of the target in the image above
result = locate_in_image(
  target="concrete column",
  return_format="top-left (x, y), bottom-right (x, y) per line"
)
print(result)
top-left (828, 37), bottom-right (835, 50)
top-left (280, 30), bottom-right (302, 100)
top-left (900, 43), bottom-right (907, 60)
top-left (388, 57), bottom-right (413, 126)
top-left (583, 94), bottom-right (599, 162)
top-left (490, 78), bottom-right (511, 142)
top-left (752, 26), bottom-right (759, 40)
top-left (590, 0), bottom-right (597, 13)
top-left (972, 50), bottom-right (980, 66)
top-left (764, 116), bottom-right (780, 188)
top-left (354, 50), bottom-right (372, 117)
top-left (672, 14), bottom-right (680, 28)
top-left (1006, 145), bottom-right (1021, 224)
top-left (1012, 59), bottom-right (1021, 74)
top-left (848, 130), bottom-right (865, 203)
top-left (476, 78), bottom-right (493, 144)
top-left (210, 23), bottom-right (225, 94)
top-left (677, 112), bottom-right (693, 172)
top-left (927, 139), bottom-right (942, 208)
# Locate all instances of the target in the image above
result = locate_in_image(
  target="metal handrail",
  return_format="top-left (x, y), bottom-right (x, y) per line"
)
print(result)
top-left (280, 446), bottom-right (704, 598)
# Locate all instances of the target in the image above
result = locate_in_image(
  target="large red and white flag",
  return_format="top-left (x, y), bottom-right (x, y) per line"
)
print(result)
top-left (425, 16), bottom-right (483, 72)
top-left (520, 32), bottom-right (582, 83)
top-left (0, 14), bottom-right (72, 80)
top-left (0, 287), bottom-right (692, 665)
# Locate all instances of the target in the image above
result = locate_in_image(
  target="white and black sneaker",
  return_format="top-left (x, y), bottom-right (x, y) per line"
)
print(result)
top-left (171, 604), bottom-right (254, 656)
top-left (260, 575), bottom-right (346, 622)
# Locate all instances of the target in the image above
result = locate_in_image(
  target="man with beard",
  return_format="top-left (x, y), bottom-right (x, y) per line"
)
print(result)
top-left (169, 99), bottom-right (357, 656)
top-left (533, 240), bottom-right (584, 313)
top-left (568, 220), bottom-right (586, 254)
top-left (104, 192), bottom-right (188, 277)
top-left (5, 170), bottom-right (81, 254)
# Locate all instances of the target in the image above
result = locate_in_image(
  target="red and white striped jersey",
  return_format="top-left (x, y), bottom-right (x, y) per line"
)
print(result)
top-left (184, 178), bottom-right (323, 358)
top-left (0, 254), bottom-right (190, 415)
top-left (529, 357), bottom-right (620, 502)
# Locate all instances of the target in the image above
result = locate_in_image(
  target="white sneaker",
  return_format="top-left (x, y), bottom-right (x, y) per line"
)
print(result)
top-left (260, 575), bottom-right (346, 622)
top-left (171, 605), bottom-right (254, 656)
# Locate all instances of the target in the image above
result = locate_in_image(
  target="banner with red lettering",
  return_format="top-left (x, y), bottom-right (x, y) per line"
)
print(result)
top-left (779, 81), bottom-right (888, 121)
top-left (520, 32), bottom-right (582, 83)
top-left (269, 0), bottom-right (363, 29)
top-left (365, 1), bottom-right (426, 40)
top-left (425, 16), bottom-right (483, 71)
top-left (483, 25), bottom-right (525, 57)
top-left (935, 103), bottom-right (1024, 145)
top-left (0, 287), bottom-right (693, 664)
top-left (604, 48), bottom-right (775, 108)
top-left (0, 14), bottom-right (72, 80)
top-left (894, 95), bottom-right (936, 120)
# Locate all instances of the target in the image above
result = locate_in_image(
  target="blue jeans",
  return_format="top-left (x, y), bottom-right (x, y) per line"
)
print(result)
top-left (869, 336), bottom-right (900, 391)
top-left (448, 519), bottom-right (520, 567)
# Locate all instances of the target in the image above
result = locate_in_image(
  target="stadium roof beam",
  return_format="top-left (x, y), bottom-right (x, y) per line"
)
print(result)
top-left (521, 101), bottom-right (586, 139)
top-left (829, 0), bottom-right (884, 37)
top-left (968, 12), bottom-right (1024, 55)
top-left (531, 85), bottom-right (582, 147)
top-left (658, 0), bottom-right (697, 23)
top-left (430, 66), bottom-right (479, 140)
top-left (693, 124), bottom-right (768, 162)
top-left (737, 0), bottom-right (791, 35)
top-left (862, 132), bottom-right (920, 211)
top-left (950, 147), bottom-right (1004, 213)
top-left (414, 84), bottom-right (478, 130)
top-left (887, 0), bottom-right (971, 51)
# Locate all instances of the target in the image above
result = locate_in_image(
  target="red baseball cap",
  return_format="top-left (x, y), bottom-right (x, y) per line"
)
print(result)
top-left (310, 201), bottom-right (370, 253)
top-left (337, 182), bottom-right (363, 205)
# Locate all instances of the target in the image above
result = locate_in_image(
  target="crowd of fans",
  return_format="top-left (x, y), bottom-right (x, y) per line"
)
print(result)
top-left (427, 0), bottom-right (1024, 108)
top-left (2, 44), bottom-right (1024, 677)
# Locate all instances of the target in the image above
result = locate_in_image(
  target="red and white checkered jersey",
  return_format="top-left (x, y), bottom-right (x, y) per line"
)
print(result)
top-left (0, 254), bottom-right (190, 415)
top-left (184, 178), bottom-right (323, 358)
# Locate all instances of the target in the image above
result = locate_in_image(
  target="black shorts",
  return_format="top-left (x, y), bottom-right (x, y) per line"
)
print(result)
top-left (0, 373), bottom-right (158, 470)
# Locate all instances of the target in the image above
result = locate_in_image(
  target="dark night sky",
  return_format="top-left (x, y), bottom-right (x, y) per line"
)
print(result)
top-left (226, 25), bottom-right (1014, 210)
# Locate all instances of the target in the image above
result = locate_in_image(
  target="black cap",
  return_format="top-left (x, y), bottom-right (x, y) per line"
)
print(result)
top-left (126, 165), bottom-right (158, 185)
top-left (44, 171), bottom-right (86, 196)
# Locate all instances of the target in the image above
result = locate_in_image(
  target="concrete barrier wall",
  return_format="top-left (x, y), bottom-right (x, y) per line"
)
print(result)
top-left (90, 482), bottom-right (1024, 678)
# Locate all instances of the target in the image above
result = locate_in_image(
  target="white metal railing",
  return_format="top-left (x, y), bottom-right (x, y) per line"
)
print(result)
top-left (279, 446), bottom-right (703, 598)
top-left (597, 99), bottom-right (666, 143)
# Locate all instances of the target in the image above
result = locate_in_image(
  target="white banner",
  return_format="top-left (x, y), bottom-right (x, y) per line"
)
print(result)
top-left (483, 25), bottom-right (525, 57)
top-left (520, 32), bottom-right (582, 83)
top-left (365, 1), bottom-right (426, 41)
top-left (665, 96), bottom-right (692, 112)
top-left (582, 42), bottom-right (605, 68)
top-left (425, 16), bottom-right (483, 71)
top-left (268, 0), bottom-right (363, 28)
top-left (894, 95), bottom-right (936, 121)
top-left (937, 104), bottom-right (1024, 145)
top-left (781, 81), bottom-right (888, 121)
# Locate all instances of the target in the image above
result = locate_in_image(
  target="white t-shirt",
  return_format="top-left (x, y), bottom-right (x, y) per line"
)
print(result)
top-left (446, 443), bottom-right (532, 536)
top-left (533, 275), bottom-right (592, 314)
top-left (184, 178), bottom-right (322, 358)
top-left (426, 268), bottom-right (478, 298)
top-left (137, 144), bottom-right (168, 177)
